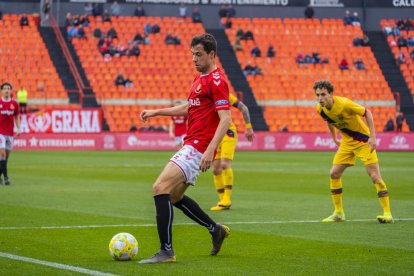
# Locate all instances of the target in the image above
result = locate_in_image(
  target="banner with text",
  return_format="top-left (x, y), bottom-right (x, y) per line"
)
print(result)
top-left (12, 132), bottom-right (414, 151)
top-left (19, 109), bottom-right (102, 134)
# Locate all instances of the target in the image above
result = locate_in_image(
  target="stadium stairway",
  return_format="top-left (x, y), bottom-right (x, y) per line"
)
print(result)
top-left (206, 29), bottom-right (269, 131)
top-left (367, 31), bottom-right (414, 130)
top-left (39, 27), bottom-right (79, 104)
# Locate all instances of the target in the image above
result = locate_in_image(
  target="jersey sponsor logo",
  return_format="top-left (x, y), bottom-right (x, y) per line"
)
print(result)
top-left (215, 99), bottom-right (228, 106)
top-left (0, 110), bottom-right (14, 116)
top-left (195, 84), bottom-right (202, 93)
top-left (189, 98), bottom-right (201, 106)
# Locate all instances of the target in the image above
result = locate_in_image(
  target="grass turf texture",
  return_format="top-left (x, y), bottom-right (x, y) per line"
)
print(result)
top-left (0, 151), bottom-right (413, 275)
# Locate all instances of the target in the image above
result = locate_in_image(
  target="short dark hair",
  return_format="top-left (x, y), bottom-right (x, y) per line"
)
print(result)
top-left (1, 82), bottom-right (12, 90)
top-left (313, 80), bottom-right (334, 93)
top-left (190, 33), bottom-right (217, 57)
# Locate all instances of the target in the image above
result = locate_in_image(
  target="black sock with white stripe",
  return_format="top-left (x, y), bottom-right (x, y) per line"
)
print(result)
top-left (173, 195), bottom-right (216, 233)
top-left (154, 194), bottom-right (174, 252)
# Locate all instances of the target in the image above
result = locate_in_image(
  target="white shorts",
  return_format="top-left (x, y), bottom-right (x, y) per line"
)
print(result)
top-left (170, 145), bottom-right (202, 185)
top-left (0, 135), bottom-right (13, 151)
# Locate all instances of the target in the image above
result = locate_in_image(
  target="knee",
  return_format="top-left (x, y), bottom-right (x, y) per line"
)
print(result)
top-left (213, 167), bottom-right (222, 175)
top-left (330, 170), bottom-right (342, 179)
top-left (152, 181), bottom-right (168, 196)
top-left (221, 159), bottom-right (231, 170)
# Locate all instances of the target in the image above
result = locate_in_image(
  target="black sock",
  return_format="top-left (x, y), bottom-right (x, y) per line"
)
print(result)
top-left (0, 160), bottom-right (5, 179)
top-left (173, 195), bottom-right (216, 232)
top-left (3, 159), bottom-right (8, 178)
top-left (154, 194), bottom-right (173, 252)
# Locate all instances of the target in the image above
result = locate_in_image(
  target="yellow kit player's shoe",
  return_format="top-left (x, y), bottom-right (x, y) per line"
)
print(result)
top-left (377, 213), bottom-right (394, 224)
top-left (322, 211), bottom-right (346, 222)
top-left (210, 204), bottom-right (231, 211)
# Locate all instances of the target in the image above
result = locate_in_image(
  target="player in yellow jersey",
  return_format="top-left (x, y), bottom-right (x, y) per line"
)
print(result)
top-left (314, 80), bottom-right (393, 223)
top-left (210, 93), bottom-right (254, 211)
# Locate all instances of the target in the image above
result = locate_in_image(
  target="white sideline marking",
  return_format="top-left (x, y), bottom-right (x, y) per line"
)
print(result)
top-left (0, 252), bottom-right (117, 276)
top-left (0, 218), bottom-right (413, 230)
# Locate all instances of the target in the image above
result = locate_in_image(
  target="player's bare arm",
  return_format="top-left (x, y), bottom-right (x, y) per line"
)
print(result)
top-left (364, 109), bottom-right (377, 152)
top-left (236, 101), bottom-right (254, 142)
top-left (140, 103), bottom-right (189, 122)
top-left (199, 109), bottom-right (231, 172)
top-left (328, 123), bottom-right (340, 146)
top-left (14, 114), bottom-right (21, 137)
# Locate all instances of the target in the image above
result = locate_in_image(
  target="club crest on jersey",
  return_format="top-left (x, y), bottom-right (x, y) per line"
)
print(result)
top-left (195, 84), bottom-right (202, 93)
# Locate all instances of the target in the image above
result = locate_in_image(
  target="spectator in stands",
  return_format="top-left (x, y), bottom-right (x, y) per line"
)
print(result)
top-left (108, 27), bottom-right (118, 39)
top-left (383, 25), bottom-right (392, 36)
top-left (244, 30), bottom-right (254, 41)
top-left (353, 36), bottom-right (363, 46)
top-left (339, 57), bottom-right (349, 70)
top-left (41, 0), bottom-right (51, 26)
top-left (108, 43), bottom-right (117, 56)
top-left (178, 3), bottom-right (187, 18)
top-left (110, 1), bottom-right (121, 17)
top-left (266, 45), bottom-right (275, 63)
top-left (125, 76), bottom-right (134, 90)
top-left (304, 4), bottom-right (314, 19)
top-left (144, 35), bottom-right (150, 45)
top-left (191, 8), bottom-right (202, 23)
top-left (67, 26), bottom-right (78, 39)
top-left (407, 36), bottom-right (414, 47)
top-left (251, 45), bottom-right (261, 58)
top-left (115, 73), bottom-right (126, 86)
top-left (79, 15), bottom-right (90, 27)
top-left (383, 118), bottom-right (394, 132)
top-left (133, 32), bottom-right (145, 44)
top-left (236, 28), bottom-right (245, 40)
top-left (362, 34), bottom-right (370, 46)
top-left (396, 18), bottom-right (405, 29)
top-left (403, 18), bottom-right (413, 30)
top-left (165, 33), bottom-right (181, 45)
top-left (224, 15), bottom-right (232, 29)
top-left (93, 28), bottom-right (102, 39)
top-left (396, 112), bottom-right (405, 132)
top-left (115, 43), bottom-right (127, 56)
top-left (279, 125), bottom-right (289, 132)
top-left (134, 5), bottom-right (146, 17)
top-left (20, 14), bottom-right (29, 28)
top-left (77, 26), bottom-right (87, 39)
top-left (243, 61), bottom-right (262, 76)
top-left (396, 49), bottom-right (406, 65)
top-left (392, 26), bottom-right (401, 36)
top-left (218, 5), bottom-right (227, 18)
top-left (350, 12), bottom-right (360, 26)
top-left (410, 49), bottom-right (414, 60)
top-left (102, 9), bottom-right (111, 22)
top-left (152, 23), bottom-right (161, 34)
top-left (304, 54), bottom-right (312, 64)
top-left (296, 53), bottom-right (305, 64)
top-left (354, 58), bottom-right (365, 70)
top-left (144, 22), bottom-right (152, 35)
top-left (84, 3), bottom-right (93, 15)
top-left (130, 124), bottom-right (138, 132)
top-left (389, 37), bottom-right (397, 47)
top-left (130, 42), bottom-right (140, 57)
top-left (17, 87), bottom-right (28, 114)
top-left (343, 10), bottom-right (352, 26)
top-left (65, 13), bottom-right (74, 27)
top-left (232, 36), bottom-right (243, 52)
top-left (397, 36), bottom-right (408, 48)
top-left (227, 5), bottom-right (236, 17)
top-left (312, 51), bottom-right (322, 64)
top-left (92, 3), bottom-right (103, 17)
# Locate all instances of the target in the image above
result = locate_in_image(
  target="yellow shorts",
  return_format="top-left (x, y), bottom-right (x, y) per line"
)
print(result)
top-left (215, 128), bottom-right (238, 160)
top-left (333, 142), bottom-right (379, 166)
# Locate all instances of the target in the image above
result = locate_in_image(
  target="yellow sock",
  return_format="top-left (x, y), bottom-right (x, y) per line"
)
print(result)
top-left (374, 181), bottom-right (391, 214)
top-left (213, 173), bottom-right (225, 202)
top-left (222, 168), bottom-right (233, 205)
top-left (330, 178), bottom-right (343, 213)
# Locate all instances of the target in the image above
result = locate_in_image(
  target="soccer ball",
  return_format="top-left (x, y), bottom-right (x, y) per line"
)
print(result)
top-left (108, 232), bottom-right (138, 261)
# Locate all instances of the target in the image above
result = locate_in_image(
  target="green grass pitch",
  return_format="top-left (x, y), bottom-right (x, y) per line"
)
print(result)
top-left (0, 150), bottom-right (413, 275)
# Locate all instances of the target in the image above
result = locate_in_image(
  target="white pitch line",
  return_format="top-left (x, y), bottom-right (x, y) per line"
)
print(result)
top-left (0, 252), bottom-right (117, 276)
top-left (0, 218), bottom-right (413, 230)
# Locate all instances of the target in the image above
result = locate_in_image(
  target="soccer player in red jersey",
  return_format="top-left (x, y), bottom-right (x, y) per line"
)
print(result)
top-left (139, 34), bottom-right (231, 264)
top-left (0, 83), bottom-right (21, 186)
top-left (169, 100), bottom-right (188, 149)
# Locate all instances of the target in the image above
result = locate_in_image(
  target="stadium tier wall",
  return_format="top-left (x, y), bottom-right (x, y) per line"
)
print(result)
top-left (0, 1), bottom-right (413, 31)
